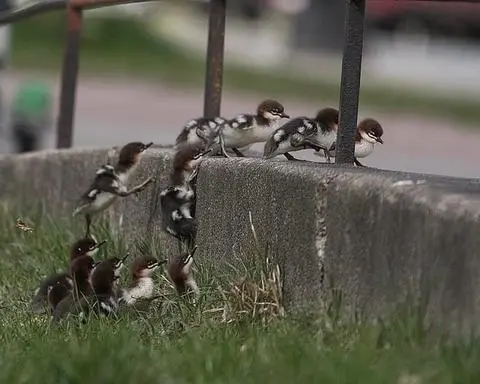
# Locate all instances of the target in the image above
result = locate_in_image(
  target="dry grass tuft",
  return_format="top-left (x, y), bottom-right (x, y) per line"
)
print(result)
top-left (216, 211), bottom-right (285, 325)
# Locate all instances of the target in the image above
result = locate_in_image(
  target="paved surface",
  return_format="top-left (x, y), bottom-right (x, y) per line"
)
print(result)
top-left (1, 71), bottom-right (480, 179)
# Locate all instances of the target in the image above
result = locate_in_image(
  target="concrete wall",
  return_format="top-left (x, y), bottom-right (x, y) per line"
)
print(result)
top-left (2, 147), bottom-right (480, 334)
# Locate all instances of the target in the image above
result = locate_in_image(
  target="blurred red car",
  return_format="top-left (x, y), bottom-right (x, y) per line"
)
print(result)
top-left (366, 0), bottom-right (480, 39)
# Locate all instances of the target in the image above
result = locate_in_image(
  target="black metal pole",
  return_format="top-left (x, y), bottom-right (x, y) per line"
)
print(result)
top-left (56, 4), bottom-right (82, 149)
top-left (335, 0), bottom-right (365, 165)
top-left (203, 0), bottom-right (226, 118)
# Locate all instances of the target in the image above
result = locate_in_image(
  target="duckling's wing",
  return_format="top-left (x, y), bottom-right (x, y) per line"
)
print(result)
top-left (195, 118), bottom-right (223, 141)
top-left (94, 295), bottom-right (119, 317)
top-left (73, 173), bottom-right (121, 215)
top-left (48, 280), bottom-right (73, 312)
top-left (52, 294), bottom-right (90, 322)
top-left (263, 118), bottom-right (305, 158)
top-left (30, 272), bottom-right (70, 314)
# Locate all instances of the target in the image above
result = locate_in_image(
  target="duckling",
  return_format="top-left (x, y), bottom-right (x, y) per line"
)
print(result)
top-left (51, 255), bottom-right (98, 322)
top-left (30, 236), bottom-right (106, 315)
top-left (315, 117), bottom-right (384, 166)
top-left (119, 256), bottom-right (166, 311)
top-left (211, 100), bottom-right (290, 157)
top-left (160, 144), bottom-right (209, 253)
top-left (89, 260), bottom-right (121, 317)
top-left (175, 116), bottom-right (227, 151)
top-left (263, 114), bottom-right (331, 161)
top-left (72, 141), bottom-right (155, 237)
top-left (47, 280), bottom-right (72, 314)
top-left (167, 246), bottom-right (199, 298)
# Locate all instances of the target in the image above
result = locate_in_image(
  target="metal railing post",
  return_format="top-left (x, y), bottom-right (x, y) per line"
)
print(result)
top-left (56, 3), bottom-right (82, 149)
top-left (335, 0), bottom-right (365, 165)
top-left (203, 0), bottom-right (226, 118)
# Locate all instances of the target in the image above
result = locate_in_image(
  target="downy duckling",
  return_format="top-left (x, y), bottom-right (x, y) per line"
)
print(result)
top-left (175, 116), bottom-right (227, 151)
top-left (167, 246), bottom-right (199, 298)
top-left (315, 117), bottom-right (384, 166)
top-left (51, 255), bottom-right (98, 322)
top-left (263, 112), bottom-right (334, 161)
top-left (119, 256), bottom-right (166, 311)
top-left (311, 107), bottom-right (340, 163)
top-left (89, 260), bottom-right (121, 317)
top-left (72, 141), bottom-right (155, 237)
top-left (160, 144), bottom-right (209, 253)
top-left (30, 236), bottom-right (106, 315)
top-left (212, 100), bottom-right (289, 158)
top-left (47, 252), bottom-right (102, 314)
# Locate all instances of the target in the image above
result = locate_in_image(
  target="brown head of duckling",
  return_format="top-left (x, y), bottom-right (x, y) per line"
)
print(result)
top-left (130, 256), bottom-right (165, 283)
top-left (68, 255), bottom-right (99, 295)
top-left (356, 118), bottom-right (384, 144)
top-left (69, 236), bottom-right (106, 261)
top-left (170, 143), bottom-right (209, 186)
top-left (167, 246), bottom-right (199, 296)
top-left (314, 107), bottom-right (339, 133)
top-left (116, 141), bottom-right (153, 172)
top-left (256, 100), bottom-right (289, 124)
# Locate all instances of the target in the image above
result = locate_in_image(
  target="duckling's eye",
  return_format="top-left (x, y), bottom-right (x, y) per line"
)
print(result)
top-left (77, 248), bottom-right (82, 252)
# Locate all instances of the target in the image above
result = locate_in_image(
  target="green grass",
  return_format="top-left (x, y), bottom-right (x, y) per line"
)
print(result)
top-left (9, 12), bottom-right (480, 127)
top-left (1, 203), bottom-right (480, 383)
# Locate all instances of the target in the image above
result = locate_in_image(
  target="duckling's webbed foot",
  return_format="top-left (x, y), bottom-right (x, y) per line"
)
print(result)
top-left (324, 150), bottom-right (331, 164)
top-left (217, 134), bottom-right (231, 158)
top-left (232, 148), bottom-right (245, 157)
top-left (85, 214), bottom-right (92, 237)
top-left (324, 142), bottom-right (335, 164)
top-left (284, 152), bottom-right (307, 162)
top-left (133, 176), bottom-right (155, 194)
top-left (354, 158), bottom-right (365, 167)
top-left (283, 152), bottom-right (297, 161)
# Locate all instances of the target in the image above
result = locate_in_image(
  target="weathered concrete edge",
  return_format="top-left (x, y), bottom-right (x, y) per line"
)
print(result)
top-left (2, 148), bottom-right (480, 333)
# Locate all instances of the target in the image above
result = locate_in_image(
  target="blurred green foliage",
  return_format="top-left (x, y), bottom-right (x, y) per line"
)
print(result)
top-left (10, 12), bottom-right (480, 126)
top-left (11, 12), bottom-right (203, 83)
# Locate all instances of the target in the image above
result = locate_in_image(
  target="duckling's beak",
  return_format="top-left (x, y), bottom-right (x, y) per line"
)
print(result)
top-left (193, 149), bottom-right (212, 160)
top-left (92, 240), bottom-right (107, 251)
top-left (143, 142), bottom-right (154, 151)
top-left (121, 253), bottom-right (129, 264)
top-left (375, 137), bottom-right (384, 144)
top-left (280, 112), bottom-right (289, 118)
top-left (189, 246), bottom-right (198, 257)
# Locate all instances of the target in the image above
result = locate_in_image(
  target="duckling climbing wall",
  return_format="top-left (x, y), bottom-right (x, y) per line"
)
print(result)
top-left (2, 147), bottom-right (480, 335)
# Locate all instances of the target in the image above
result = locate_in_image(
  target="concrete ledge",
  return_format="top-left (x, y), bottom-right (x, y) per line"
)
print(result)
top-left (2, 148), bottom-right (480, 333)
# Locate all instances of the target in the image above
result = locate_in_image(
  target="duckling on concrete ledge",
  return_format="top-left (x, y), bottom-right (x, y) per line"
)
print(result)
top-left (73, 141), bottom-right (155, 237)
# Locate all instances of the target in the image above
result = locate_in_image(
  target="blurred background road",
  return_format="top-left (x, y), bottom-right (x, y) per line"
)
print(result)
top-left (1, 0), bottom-right (480, 178)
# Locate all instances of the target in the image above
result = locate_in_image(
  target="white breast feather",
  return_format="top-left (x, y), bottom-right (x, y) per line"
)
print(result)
top-left (223, 120), bottom-right (281, 147)
top-left (317, 130), bottom-right (337, 152)
top-left (180, 204), bottom-right (192, 219)
top-left (89, 192), bottom-right (117, 213)
top-left (354, 139), bottom-right (375, 158)
top-left (122, 277), bottom-right (154, 305)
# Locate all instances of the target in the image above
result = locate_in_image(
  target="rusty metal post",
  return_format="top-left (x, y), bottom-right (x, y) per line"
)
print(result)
top-left (56, 3), bottom-right (82, 149)
top-left (335, 0), bottom-right (365, 165)
top-left (203, 0), bottom-right (226, 118)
